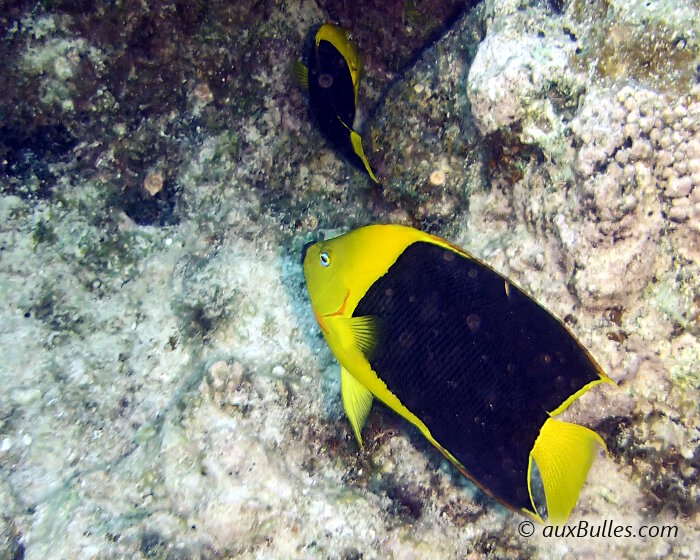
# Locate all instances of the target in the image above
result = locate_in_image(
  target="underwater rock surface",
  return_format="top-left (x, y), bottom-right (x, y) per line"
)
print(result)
top-left (0, 0), bottom-right (698, 558)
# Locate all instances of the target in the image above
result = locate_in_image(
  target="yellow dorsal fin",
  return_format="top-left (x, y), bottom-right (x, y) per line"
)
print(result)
top-left (293, 60), bottom-right (309, 90)
top-left (529, 417), bottom-right (606, 524)
top-left (341, 366), bottom-right (373, 448)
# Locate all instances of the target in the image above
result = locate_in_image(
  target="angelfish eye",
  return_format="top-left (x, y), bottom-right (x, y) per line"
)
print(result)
top-left (320, 251), bottom-right (331, 267)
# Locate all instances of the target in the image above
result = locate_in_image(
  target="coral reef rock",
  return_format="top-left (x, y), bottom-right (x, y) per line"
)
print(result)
top-left (0, 0), bottom-right (698, 558)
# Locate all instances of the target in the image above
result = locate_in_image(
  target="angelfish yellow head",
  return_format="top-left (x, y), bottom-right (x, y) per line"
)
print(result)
top-left (302, 236), bottom-right (354, 334)
top-left (302, 225), bottom-right (436, 334)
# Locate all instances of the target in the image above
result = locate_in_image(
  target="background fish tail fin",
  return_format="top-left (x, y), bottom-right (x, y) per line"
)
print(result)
top-left (341, 366), bottom-right (373, 448)
top-left (530, 417), bottom-right (605, 524)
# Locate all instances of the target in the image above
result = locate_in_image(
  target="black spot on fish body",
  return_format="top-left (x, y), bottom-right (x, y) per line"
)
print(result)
top-left (466, 313), bottom-right (481, 332)
top-left (398, 329), bottom-right (414, 348)
top-left (516, 485), bottom-right (529, 503)
top-left (418, 292), bottom-right (441, 323)
top-left (318, 73), bottom-right (334, 88)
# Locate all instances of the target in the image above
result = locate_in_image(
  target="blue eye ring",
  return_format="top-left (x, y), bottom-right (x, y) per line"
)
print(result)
top-left (320, 251), bottom-right (331, 267)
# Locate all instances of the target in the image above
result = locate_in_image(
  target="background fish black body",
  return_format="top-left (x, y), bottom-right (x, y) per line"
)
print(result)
top-left (307, 38), bottom-right (356, 134)
top-left (305, 30), bottom-right (371, 177)
top-left (353, 241), bottom-right (603, 513)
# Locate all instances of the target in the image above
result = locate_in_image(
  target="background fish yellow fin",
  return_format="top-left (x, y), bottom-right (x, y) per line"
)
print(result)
top-left (336, 117), bottom-right (379, 183)
top-left (530, 418), bottom-right (606, 524)
top-left (293, 60), bottom-right (309, 90)
top-left (348, 129), bottom-right (379, 183)
top-left (341, 366), bottom-right (373, 448)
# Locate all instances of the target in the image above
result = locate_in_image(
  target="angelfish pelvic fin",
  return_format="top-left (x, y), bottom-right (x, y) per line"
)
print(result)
top-left (341, 366), bottom-right (373, 448)
top-left (529, 417), bottom-right (606, 524)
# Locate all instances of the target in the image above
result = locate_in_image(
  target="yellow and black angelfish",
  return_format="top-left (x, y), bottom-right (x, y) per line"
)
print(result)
top-left (302, 224), bottom-right (616, 524)
top-left (295, 23), bottom-right (379, 183)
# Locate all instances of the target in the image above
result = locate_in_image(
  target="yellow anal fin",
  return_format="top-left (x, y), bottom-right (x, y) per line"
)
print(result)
top-left (349, 129), bottom-right (379, 183)
top-left (341, 366), bottom-right (373, 448)
top-left (293, 60), bottom-right (309, 90)
top-left (529, 417), bottom-right (606, 524)
top-left (337, 116), bottom-right (379, 183)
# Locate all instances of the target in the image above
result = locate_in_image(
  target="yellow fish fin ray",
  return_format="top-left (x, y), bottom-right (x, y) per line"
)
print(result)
top-left (293, 60), bottom-right (309, 90)
top-left (349, 129), bottom-right (379, 183)
top-left (324, 313), bottom-right (382, 357)
top-left (530, 417), bottom-right (606, 525)
top-left (346, 315), bottom-right (382, 358)
top-left (341, 366), bottom-right (373, 448)
top-left (336, 117), bottom-right (379, 183)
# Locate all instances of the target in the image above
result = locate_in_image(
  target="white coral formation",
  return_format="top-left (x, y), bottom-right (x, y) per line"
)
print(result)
top-left (466, 27), bottom-right (581, 152)
top-left (467, 33), bottom-right (568, 135)
top-left (565, 85), bottom-right (700, 304)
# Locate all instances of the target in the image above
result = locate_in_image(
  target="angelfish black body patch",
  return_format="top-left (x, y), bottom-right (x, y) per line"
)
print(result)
top-left (352, 241), bottom-right (602, 512)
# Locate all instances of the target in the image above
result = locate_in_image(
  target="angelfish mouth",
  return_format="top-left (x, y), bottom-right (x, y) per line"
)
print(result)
top-left (315, 289), bottom-right (350, 335)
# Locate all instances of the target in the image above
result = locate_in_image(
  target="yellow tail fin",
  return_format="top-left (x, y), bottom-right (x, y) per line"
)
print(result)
top-left (529, 417), bottom-right (605, 524)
